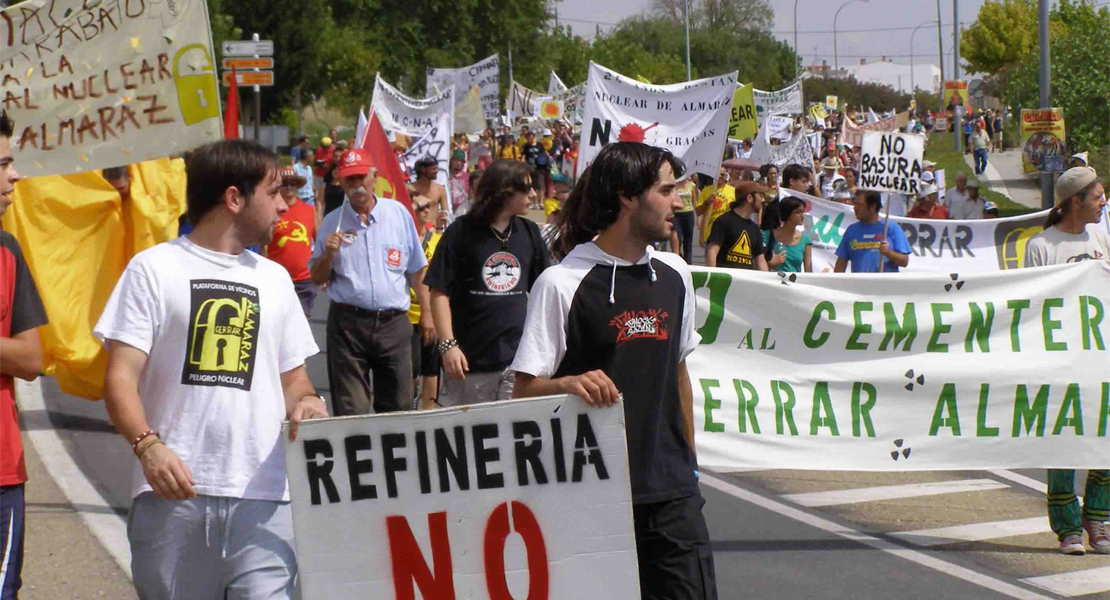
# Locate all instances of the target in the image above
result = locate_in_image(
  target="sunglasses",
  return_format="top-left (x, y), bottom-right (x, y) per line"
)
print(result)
top-left (415, 203), bottom-right (432, 212)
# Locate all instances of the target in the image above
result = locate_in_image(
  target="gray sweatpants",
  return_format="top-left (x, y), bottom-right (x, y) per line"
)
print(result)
top-left (128, 492), bottom-right (296, 600)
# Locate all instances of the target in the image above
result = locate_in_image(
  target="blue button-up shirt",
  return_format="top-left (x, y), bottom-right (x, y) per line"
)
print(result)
top-left (310, 197), bottom-right (427, 311)
top-left (292, 162), bottom-right (315, 203)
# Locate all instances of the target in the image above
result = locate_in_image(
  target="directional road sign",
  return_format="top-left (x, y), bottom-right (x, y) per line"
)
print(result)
top-left (222, 58), bottom-right (274, 70)
top-left (222, 71), bottom-right (275, 87)
top-left (222, 40), bottom-right (274, 56)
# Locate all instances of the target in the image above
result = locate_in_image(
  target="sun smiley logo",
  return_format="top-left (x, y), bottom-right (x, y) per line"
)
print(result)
top-left (617, 121), bottom-right (660, 144)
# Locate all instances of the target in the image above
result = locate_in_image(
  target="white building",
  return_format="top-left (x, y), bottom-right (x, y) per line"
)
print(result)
top-left (842, 59), bottom-right (942, 94)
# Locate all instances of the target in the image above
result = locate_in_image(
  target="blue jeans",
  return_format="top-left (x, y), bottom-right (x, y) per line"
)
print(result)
top-left (974, 148), bottom-right (988, 175)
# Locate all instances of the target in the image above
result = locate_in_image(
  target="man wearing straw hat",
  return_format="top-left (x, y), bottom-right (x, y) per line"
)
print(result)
top-left (264, 167), bottom-right (318, 316)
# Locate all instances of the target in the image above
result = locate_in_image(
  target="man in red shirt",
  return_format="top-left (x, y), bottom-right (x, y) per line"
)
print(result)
top-left (908, 183), bottom-right (949, 219)
top-left (0, 108), bottom-right (47, 599)
top-left (264, 168), bottom-right (318, 316)
top-left (313, 135), bottom-right (337, 199)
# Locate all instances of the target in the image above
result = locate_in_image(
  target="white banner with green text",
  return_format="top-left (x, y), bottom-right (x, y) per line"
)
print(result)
top-left (688, 261), bottom-right (1110, 470)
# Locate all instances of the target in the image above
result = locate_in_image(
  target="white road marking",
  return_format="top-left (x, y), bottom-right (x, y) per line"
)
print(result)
top-left (700, 473), bottom-right (1057, 600)
top-left (15, 379), bottom-right (132, 580)
top-left (890, 517), bottom-right (1050, 547)
top-left (782, 479), bottom-right (1009, 508)
top-left (990, 469), bottom-right (1083, 502)
top-left (1021, 566), bottom-right (1110, 597)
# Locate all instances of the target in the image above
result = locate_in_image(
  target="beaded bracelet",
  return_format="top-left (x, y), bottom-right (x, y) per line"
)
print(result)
top-left (131, 430), bottom-right (157, 452)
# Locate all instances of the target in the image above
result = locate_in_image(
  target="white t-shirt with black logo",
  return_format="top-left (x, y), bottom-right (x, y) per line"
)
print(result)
top-left (1024, 225), bottom-right (1110, 267)
top-left (94, 237), bottom-right (319, 501)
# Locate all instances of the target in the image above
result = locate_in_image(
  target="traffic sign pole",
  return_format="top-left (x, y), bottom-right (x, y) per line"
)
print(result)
top-left (252, 33), bottom-right (261, 143)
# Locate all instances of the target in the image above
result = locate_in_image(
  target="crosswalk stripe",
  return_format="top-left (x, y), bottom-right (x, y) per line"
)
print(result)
top-left (782, 479), bottom-right (1009, 508)
top-left (890, 517), bottom-right (1049, 547)
top-left (1020, 566), bottom-right (1110, 597)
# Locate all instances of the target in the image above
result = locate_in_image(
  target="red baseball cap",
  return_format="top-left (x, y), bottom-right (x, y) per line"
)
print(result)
top-left (337, 149), bottom-right (374, 179)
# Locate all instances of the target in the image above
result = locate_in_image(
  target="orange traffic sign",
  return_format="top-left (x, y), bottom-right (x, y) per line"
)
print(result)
top-left (222, 71), bottom-right (275, 87)
top-left (222, 58), bottom-right (274, 70)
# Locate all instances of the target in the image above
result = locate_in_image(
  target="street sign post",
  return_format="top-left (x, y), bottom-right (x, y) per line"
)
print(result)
top-left (222, 57), bottom-right (274, 70)
top-left (222, 40), bottom-right (273, 56)
top-left (222, 71), bottom-right (275, 87)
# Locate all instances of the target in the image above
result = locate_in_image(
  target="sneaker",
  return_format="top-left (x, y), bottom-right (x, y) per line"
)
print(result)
top-left (1084, 519), bottom-right (1110, 555)
top-left (1060, 534), bottom-right (1086, 555)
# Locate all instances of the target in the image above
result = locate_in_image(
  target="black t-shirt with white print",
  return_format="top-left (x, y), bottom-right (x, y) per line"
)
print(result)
top-left (510, 243), bottom-right (702, 504)
top-left (425, 213), bottom-right (550, 372)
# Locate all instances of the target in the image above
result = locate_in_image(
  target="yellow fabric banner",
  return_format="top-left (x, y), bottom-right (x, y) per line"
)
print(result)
top-left (728, 84), bottom-right (758, 141)
top-left (2, 158), bottom-right (186, 400)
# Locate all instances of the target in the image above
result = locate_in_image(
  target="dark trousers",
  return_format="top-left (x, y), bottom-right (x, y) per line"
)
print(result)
top-left (974, 148), bottom-right (989, 175)
top-left (0, 484), bottom-right (25, 599)
top-left (326, 303), bottom-right (412, 415)
top-left (634, 494), bottom-right (717, 600)
top-left (673, 211), bottom-right (696, 264)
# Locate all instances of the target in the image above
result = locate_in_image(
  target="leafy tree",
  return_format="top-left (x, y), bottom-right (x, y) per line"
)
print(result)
top-left (959, 0), bottom-right (1041, 75)
top-left (650, 0), bottom-right (774, 33)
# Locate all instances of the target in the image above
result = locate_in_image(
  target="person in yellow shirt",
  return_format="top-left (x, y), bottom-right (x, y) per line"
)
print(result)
top-left (408, 195), bottom-right (445, 409)
top-left (697, 167), bottom-right (735, 246)
top-left (498, 134), bottom-right (522, 160)
top-left (543, 173), bottom-right (571, 223)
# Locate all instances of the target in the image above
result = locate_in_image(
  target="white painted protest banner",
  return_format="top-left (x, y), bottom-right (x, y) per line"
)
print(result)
top-left (426, 53), bottom-right (500, 119)
top-left (549, 71), bottom-right (568, 94)
top-left (753, 81), bottom-right (803, 120)
top-left (765, 116), bottom-right (794, 143)
top-left (859, 131), bottom-right (925, 195)
top-left (285, 395), bottom-right (640, 599)
top-left (454, 85), bottom-right (486, 135)
top-left (578, 62), bottom-right (736, 178)
top-left (784, 189), bottom-right (1055, 273)
top-left (559, 82), bottom-right (588, 123)
top-left (749, 119), bottom-right (814, 170)
top-left (840, 113), bottom-right (899, 147)
top-left (688, 261), bottom-right (1110, 471)
top-left (404, 113), bottom-right (451, 201)
top-left (370, 75), bottom-right (454, 137)
top-left (1, 0), bottom-right (222, 178)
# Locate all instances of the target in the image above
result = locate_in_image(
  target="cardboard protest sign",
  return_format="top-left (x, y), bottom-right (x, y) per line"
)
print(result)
top-left (558, 82), bottom-right (588, 124)
top-left (426, 54), bottom-right (500, 119)
top-left (0, 0), bottom-right (222, 178)
top-left (859, 131), bottom-right (924, 195)
top-left (370, 75), bottom-right (454, 137)
top-left (1021, 108), bottom-right (1067, 174)
top-left (285, 395), bottom-right (640, 600)
top-left (944, 80), bottom-right (968, 112)
top-left (578, 62), bottom-right (736, 178)
top-left (753, 81), bottom-right (803, 120)
top-left (765, 116), bottom-right (793, 143)
top-left (689, 260), bottom-right (1110, 471)
top-left (728, 84), bottom-right (758, 141)
top-left (825, 95), bottom-right (838, 112)
top-left (784, 188), bottom-right (1053, 272)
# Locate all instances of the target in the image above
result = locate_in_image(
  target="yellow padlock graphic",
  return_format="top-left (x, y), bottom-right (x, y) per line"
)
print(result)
top-left (174, 44), bottom-right (220, 126)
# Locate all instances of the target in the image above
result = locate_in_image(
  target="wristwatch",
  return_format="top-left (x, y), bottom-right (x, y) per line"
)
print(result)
top-left (436, 338), bottom-right (460, 355)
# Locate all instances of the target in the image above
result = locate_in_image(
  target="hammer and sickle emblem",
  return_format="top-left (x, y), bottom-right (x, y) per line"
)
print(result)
top-left (277, 222), bottom-right (309, 248)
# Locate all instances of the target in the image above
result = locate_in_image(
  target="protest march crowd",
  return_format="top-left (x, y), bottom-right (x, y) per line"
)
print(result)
top-left (1, 7), bottom-right (1108, 599)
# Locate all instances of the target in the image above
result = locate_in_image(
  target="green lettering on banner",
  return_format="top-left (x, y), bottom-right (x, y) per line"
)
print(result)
top-left (879, 302), bottom-right (917, 352)
top-left (1100, 383), bottom-right (1109, 437)
top-left (1052, 383), bottom-right (1084, 436)
top-left (1041, 298), bottom-right (1067, 352)
top-left (701, 379), bottom-right (724, 432)
top-left (812, 213), bottom-right (845, 245)
top-left (1079, 296), bottom-right (1106, 351)
top-left (929, 383), bottom-right (962, 436)
top-left (851, 382), bottom-right (877, 437)
top-left (809, 382), bottom-right (840, 436)
top-left (928, 303), bottom-right (954, 353)
top-left (965, 302), bottom-right (995, 353)
top-left (1008, 299), bottom-right (1030, 352)
top-left (804, 301), bottom-right (835, 349)
top-left (846, 302), bottom-right (873, 350)
top-left (734, 379), bottom-right (762, 434)
top-left (976, 384), bottom-right (999, 437)
top-left (1012, 384), bottom-right (1049, 437)
top-left (738, 329), bottom-right (755, 350)
top-left (771, 380), bottom-right (799, 435)
top-left (692, 271), bottom-right (732, 344)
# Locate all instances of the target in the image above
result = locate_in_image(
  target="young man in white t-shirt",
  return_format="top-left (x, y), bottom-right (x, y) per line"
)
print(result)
top-left (1022, 166), bottom-right (1109, 556)
top-left (95, 140), bottom-right (329, 598)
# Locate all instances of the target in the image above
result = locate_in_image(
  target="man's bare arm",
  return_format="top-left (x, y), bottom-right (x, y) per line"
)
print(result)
top-left (0, 329), bottom-right (42, 381)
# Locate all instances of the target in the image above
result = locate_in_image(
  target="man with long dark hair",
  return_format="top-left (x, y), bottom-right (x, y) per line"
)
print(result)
top-left (512, 142), bottom-right (717, 600)
top-left (426, 159), bottom-right (549, 405)
top-left (1023, 166), bottom-right (1109, 555)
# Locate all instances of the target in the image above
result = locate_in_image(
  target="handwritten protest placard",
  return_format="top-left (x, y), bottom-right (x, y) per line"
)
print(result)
top-left (859, 131), bottom-right (924, 195)
top-left (426, 54), bottom-right (499, 119)
top-left (765, 115), bottom-right (793, 142)
top-left (1, 0), bottom-right (223, 178)
top-left (370, 75), bottom-right (454, 137)
top-left (285, 395), bottom-right (639, 600)
top-left (753, 81), bottom-right (803, 120)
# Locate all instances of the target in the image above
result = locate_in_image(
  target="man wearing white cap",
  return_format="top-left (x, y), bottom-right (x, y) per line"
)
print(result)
top-left (1023, 166), bottom-right (1109, 556)
top-left (947, 179), bottom-right (985, 220)
top-left (908, 183), bottom-right (948, 219)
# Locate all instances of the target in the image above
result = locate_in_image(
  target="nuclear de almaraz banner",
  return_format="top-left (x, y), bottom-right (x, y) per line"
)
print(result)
top-left (688, 261), bottom-right (1110, 471)
top-left (578, 62), bottom-right (736, 179)
top-left (285, 396), bottom-right (640, 600)
top-left (370, 75), bottom-right (454, 137)
top-left (786, 189), bottom-right (1054, 273)
top-left (1, 0), bottom-right (223, 178)
top-left (426, 53), bottom-right (500, 120)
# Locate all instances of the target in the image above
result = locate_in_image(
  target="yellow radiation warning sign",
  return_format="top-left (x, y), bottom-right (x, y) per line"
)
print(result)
top-left (727, 231), bottom-right (754, 266)
top-left (182, 280), bottom-right (260, 390)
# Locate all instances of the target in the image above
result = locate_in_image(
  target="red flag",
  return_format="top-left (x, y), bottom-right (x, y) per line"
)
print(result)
top-left (223, 68), bottom-right (240, 140)
top-left (362, 113), bottom-right (418, 226)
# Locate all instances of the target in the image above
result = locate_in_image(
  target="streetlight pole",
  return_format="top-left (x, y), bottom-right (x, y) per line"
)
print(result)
top-left (1038, 0), bottom-right (1053, 209)
top-left (953, 0), bottom-right (962, 153)
top-left (794, 0), bottom-right (801, 79)
top-left (909, 20), bottom-right (937, 111)
top-left (834, 0), bottom-right (868, 74)
top-left (684, 0), bottom-right (692, 81)
top-left (936, 0), bottom-right (945, 101)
